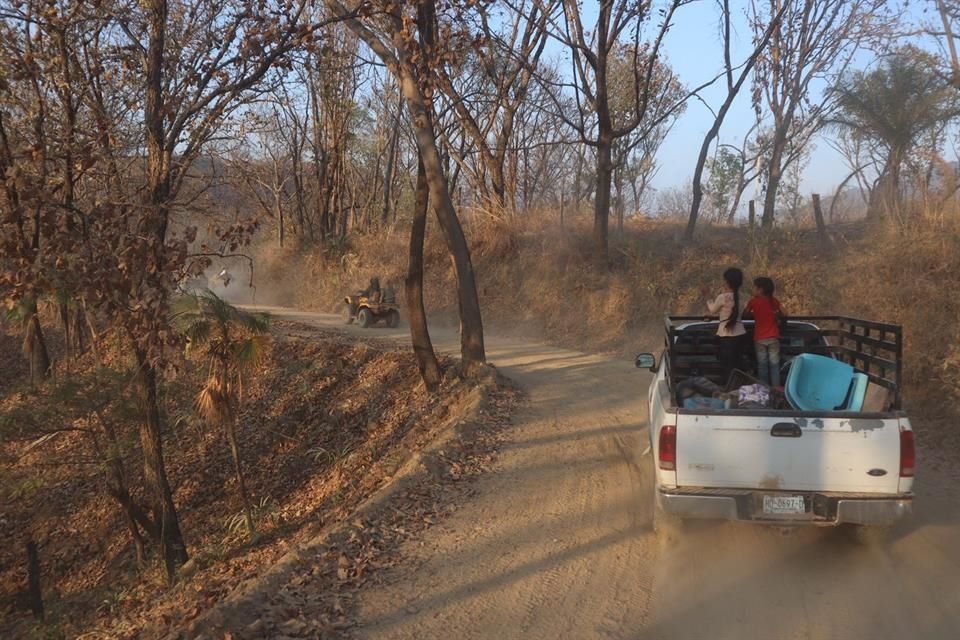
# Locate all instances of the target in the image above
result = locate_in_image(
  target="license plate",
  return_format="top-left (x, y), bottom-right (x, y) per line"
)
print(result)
top-left (762, 495), bottom-right (806, 515)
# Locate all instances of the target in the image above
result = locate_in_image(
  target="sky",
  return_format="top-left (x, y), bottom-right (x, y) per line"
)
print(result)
top-left (601, 0), bottom-right (936, 197)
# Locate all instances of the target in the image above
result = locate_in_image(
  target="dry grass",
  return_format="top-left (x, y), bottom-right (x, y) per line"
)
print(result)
top-left (289, 210), bottom-right (960, 462)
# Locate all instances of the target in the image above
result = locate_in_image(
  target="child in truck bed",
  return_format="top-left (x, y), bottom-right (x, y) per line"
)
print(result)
top-left (744, 276), bottom-right (786, 387)
top-left (703, 267), bottom-right (746, 383)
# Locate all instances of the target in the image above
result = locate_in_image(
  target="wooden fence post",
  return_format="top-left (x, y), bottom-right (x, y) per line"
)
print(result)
top-left (748, 200), bottom-right (756, 229)
top-left (26, 540), bottom-right (43, 621)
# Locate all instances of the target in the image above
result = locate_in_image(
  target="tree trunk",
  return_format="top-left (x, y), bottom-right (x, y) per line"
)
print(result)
top-left (135, 349), bottom-right (188, 581)
top-left (58, 300), bottom-right (71, 360)
top-left (687, 118), bottom-right (735, 240)
top-left (94, 416), bottom-right (151, 564)
top-left (109, 483), bottom-right (149, 565)
top-left (277, 200), bottom-right (285, 248)
top-left (687, 144), bottom-right (716, 241)
top-left (226, 414), bottom-right (256, 540)
top-left (560, 189), bottom-right (565, 231)
top-left (726, 176), bottom-right (746, 224)
top-left (489, 161), bottom-right (508, 213)
top-left (25, 312), bottom-right (51, 385)
top-left (381, 92), bottom-right (403, 226)
top-left (408, 108), bottom-right (485, 376)
top-left (71, 305), bottom-right (86, 357)
top-left (25, 541), bottom-right (43, 621)
top-left (937, 0), bottom-right (960, 88)
top-left (81, 298), bottom-right (100, 362)
top-left (141, 0), bottom-right (188, 582)
top-left (403, 4), bottom-right (485, 377)
top-left (614, 164), bottom-right (624, 236)
top-left (593, 134), bottom-right (613, 264)
top-left (881, 148), bottom-right (906, 222)
top-left (407, 153), bottom-right (442, 391)
top-left (812, 193), bottom-right (829, 244)
top-left (761, 134), bottom-right (787, 229)
top-left (573, 150), bottom-right (584, 210)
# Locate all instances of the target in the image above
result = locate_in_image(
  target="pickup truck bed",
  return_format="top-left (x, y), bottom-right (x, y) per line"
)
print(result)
top-left (642, 316), bottom-right (914, 530)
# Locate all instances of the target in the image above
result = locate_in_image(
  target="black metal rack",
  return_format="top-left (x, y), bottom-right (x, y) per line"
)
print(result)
top-left (661, 315), bottom-right (903, 409)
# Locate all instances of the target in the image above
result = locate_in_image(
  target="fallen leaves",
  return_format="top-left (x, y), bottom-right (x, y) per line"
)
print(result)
top-left (1, 320), bottom-right (519, 640)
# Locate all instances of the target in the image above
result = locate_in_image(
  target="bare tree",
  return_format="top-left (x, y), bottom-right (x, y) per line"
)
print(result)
top-left (380, 80), bottom-right (405, 226)
top-left (302, 24), bottom-right (362, 239)
top-left (0, 0), bottom-right (352, 582)
top-left (547, 0), bottom-right (696, 262)
top-left (431, 0), bottom-right (558, 213)
top-left (751, 0), bottom-right (887, 229)
top-left (229, 105), bottom-right (302, 247)
top-left (932, 0), bottom-right (960, 87)
top-left (683, 0), bottom-right (787, 240)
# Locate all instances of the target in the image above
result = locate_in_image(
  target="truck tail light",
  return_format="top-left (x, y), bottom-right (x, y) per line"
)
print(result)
top-left (899, 429), bottom-right (915, 477)
top-left (659, 425), bottom-right (677, 471)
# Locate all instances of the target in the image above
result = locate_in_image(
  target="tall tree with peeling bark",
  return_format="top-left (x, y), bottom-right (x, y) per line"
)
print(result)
top-left (324, 0), bottom-right (486, 378)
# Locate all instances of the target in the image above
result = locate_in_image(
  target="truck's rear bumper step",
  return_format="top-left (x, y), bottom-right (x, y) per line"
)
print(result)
top-left (659, 493), bottom-right (739, 520)
top-left (658, 489), bottom-right (912, 526)
top-left (836, 498), bottom-right (912, 525)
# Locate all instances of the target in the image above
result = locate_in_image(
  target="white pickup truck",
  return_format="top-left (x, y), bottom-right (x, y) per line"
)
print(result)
top-left (636, 315), bottom-right (914, 541)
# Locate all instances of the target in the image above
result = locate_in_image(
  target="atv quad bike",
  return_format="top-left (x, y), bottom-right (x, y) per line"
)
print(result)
top-left (342, 292), bottom-right (400, 328)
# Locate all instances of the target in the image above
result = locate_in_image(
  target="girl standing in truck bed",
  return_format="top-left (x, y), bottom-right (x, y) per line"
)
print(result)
top-left (703, 267), bottom-right (746, 384)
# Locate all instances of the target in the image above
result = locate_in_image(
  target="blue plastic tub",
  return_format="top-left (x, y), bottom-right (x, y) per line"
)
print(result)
top-left (785, 353), bottom-right (858, 412)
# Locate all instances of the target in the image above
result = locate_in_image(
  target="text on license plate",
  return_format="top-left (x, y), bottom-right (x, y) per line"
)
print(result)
top-left (762, 495), bottom-right (806, 515)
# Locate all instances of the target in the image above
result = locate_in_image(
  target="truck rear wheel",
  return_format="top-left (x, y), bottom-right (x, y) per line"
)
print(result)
top-left (357, 308), bottom-right (373, 328)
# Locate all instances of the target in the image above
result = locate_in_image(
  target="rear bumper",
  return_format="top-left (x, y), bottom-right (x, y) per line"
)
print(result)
top-left (658, 487), bottom-right (912, 526)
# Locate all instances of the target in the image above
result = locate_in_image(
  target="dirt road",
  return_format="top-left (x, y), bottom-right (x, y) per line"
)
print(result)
top-left (260, 307), bottom-right (960, 640)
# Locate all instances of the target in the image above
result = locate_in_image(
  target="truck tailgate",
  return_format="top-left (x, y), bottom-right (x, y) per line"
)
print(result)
top-left (674, 413), bottom-right (902, 494)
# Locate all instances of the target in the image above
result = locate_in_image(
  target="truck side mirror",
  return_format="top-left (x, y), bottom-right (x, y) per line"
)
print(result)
top-left (635, 353), bottom-right (657, 371)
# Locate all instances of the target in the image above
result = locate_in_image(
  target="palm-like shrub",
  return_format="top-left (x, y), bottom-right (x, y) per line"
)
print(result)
top-left (172, 290), bottom-right (270, 541)
top-left (831, 48), bottom-right (960, 220)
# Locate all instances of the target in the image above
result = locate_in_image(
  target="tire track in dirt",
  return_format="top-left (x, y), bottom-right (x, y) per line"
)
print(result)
top-left (254, 309), bottom-right (659, 639)
top-left (258, 308), bottom-right (960, 640)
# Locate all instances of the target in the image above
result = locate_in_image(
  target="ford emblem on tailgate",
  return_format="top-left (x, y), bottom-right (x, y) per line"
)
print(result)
top-left (867, 468), bottom-right (888, 477)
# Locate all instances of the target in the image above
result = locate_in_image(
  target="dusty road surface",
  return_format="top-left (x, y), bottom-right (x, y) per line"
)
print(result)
top-left (258, 307), bottom-right (960, 640)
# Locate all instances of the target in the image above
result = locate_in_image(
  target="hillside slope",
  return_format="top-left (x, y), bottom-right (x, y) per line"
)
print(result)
top-left (0, 322), bottom-right (515, 638)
